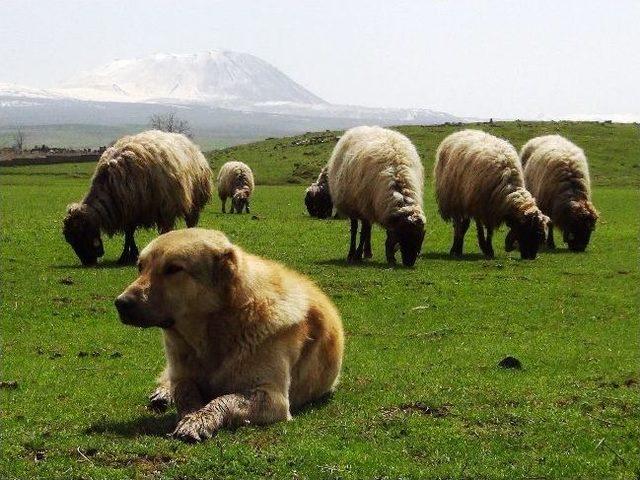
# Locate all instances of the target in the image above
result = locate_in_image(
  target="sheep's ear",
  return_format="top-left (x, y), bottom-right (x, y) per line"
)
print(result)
top-left (408, 212), bottom-right (425, 226)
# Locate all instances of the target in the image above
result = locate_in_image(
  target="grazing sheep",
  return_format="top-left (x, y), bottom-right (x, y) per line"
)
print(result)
top-left (115, 228), bottom-right (344, 442)
top-left (516, 135), bottom-right (598, 251)
top-left (304, 166), bottom-right (333, 218)
top-left (63, 130), bottom-right (212, 266)
top-left (327, 126), bottom-right (426, 266)
top-left (217, 161), bottom-right (254, 213)
top-left (434, 130), bottom-right (549, 259)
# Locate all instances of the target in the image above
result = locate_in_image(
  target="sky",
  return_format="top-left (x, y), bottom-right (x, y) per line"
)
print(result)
top-left (1, 0), bottom-right (638, 119)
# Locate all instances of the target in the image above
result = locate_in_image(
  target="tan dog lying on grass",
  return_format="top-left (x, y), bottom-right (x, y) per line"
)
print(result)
top-left (115, 228), bottom-right (344, 442)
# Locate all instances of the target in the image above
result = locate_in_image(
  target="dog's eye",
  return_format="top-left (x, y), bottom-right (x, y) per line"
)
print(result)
top-left (163, 264), bottom-right (183, 275)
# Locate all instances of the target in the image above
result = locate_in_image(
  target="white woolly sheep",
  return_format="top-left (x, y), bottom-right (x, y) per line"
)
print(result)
top-left (304, 166), bottom-right (333, 218)
top-left (327, 126), bottom-right (426, 266)
top-left (518, 135), bottom-right (598, 252)
top-left (63, 130), bottom-right (212, 265)
top-left (217, 161), bottom-right (255, 214)
top-left (434, 129), bottom-right (549, 259)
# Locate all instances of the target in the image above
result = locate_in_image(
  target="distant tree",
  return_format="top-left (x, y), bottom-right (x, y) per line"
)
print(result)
top-left (12, 126), bottom-right (25, 152)
top-left (149, 112), bottom-right (193, 138)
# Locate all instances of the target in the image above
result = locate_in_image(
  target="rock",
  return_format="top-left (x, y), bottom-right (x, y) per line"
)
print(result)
top-left (498, 356), bottom-right (522, 369)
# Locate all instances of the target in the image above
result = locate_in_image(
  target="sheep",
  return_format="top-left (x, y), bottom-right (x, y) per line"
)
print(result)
top-left (63, 130), bottom-right (212, 266)
top-left (434, 129), bottom-right (549, 260)
top-left (304, 166), bottom-right (333, 218)
top-left (517, 135), bottom-right (598, 252)
top-left (327, 126), bottom-right (426, 266)
top-left (216, 161), bottom-right (255, 213)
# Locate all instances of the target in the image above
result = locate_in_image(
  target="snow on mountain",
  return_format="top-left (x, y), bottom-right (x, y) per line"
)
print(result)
top-left (54, 51), bottom-right (326, 106)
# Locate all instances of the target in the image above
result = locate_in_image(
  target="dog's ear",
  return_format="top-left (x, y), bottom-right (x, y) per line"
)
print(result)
top-left (210, 246), bottom-right (238, 283)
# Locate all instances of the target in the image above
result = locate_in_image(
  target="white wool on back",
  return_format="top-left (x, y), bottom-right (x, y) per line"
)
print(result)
top-left (521, 135), bottom-right (592, 215)
top-left (434, 129), bottom-right (537, 228)
top-left (217, 161), bottom-right (255, 198)
top-left (327, 126), bottom-right (425, 227)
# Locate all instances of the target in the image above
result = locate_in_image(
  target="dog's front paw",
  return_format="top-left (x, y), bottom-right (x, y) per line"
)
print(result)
top-left (148, 388), bottom-right (172, 413)
top-left (172, 413), bottom-right (214, 443)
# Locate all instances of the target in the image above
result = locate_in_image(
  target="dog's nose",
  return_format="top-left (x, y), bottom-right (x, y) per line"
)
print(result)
top-left (114, 294), bottom-right (136, 314)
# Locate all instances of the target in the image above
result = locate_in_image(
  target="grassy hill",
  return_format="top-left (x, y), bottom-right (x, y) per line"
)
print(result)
top-left (209, 121), bottom-right (640, 186)
top-left (1, 122), bottom-right (638, 479)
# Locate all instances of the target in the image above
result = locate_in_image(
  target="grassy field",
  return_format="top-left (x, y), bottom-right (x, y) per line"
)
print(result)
top-left (1, 122), bottom-right (638, 479)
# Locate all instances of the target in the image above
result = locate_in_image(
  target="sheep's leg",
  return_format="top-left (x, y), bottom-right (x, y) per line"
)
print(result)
top-left (245, 201), bottom-right (250, 214)
top-left (185, 211), bottom-right (200, 228)
top-left (117, 229), bottom-right (137, 265)
top-left (354, 220), bottom-right (370, 260)
top-left (117, 236), bottom-right (130, 265)
top-left (347, 218), bottom-right (359, 263)
top-left (221, 198), bottom-right (226, 213)
top-left (385, 230), bottom-right (398, 264)
top-left (129, 231), bottom-right (139, 262)
top-left (362, 220), bottom-right (373, 259)
top-left (505, 229), bottom-right (517, 252)
top-left (476, 220), bottom-right (487, 251)
top-left (450, 218), bottom-right (470, 257)
top-left (546, 223), bottom-right (556, 249)
top-left (483, 227), bottom-right (495, 258)
top-left (476, 221), bottom-right (494, 258)
top-left (158, 222), bottom-right (174, 235)
top-left (172, 387), bottom-right (290, 443)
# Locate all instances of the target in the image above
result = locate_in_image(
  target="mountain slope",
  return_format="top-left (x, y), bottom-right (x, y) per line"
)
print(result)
top-left (55, 51), bottom-right (326, 106)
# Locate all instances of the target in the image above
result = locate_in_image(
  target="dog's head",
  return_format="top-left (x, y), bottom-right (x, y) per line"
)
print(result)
top-left (115, 229), bottom-right (239, 329)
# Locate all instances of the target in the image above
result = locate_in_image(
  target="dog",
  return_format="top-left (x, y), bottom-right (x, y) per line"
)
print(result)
top-left (115, 228), bottom-right (344, 442)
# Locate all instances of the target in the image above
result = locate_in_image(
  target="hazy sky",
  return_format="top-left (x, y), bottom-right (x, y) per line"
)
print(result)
top-left (1, 0), bottom-right (638, 118)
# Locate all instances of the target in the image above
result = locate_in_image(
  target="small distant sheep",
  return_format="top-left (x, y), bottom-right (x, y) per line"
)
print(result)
top-left (434, 129), bottom-right (549, 259)
top-left (327, 126), bottom-right (426, 266)
top-left (63, 130), bottom-right (212, 265)
top-left (217, 161), bottom-right (254, 213)
top-left (519, 135), bottom-right (598, 251)
top-left (304, 166), bottom-right (333, 218)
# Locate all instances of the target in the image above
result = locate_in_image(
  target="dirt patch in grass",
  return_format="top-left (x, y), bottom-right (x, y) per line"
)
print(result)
top-left (382, 402), bottom-right (452, 419)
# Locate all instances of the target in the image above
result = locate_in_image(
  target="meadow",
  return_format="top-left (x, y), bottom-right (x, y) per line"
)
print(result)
top-left (1, 122), bottom-right (638, 479)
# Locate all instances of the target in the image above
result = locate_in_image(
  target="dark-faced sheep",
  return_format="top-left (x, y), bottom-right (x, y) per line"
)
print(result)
top-left (304, 166), bottom-right (333, 218)
top-left (517, 135), bottom-right (598, 252)
top-left (63, 130), bottom-right (212, 266)
top-left (327, 126), bottom-right (426, 267)
top-left (217, 161), bottom-right (254, 214)
top-left (434, 129), bottom-right (549, 260)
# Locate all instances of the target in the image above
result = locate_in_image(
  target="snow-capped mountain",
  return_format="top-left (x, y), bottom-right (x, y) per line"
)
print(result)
top-left (54, 51), bottom-right (326, 106)
top-left (0, 50), bottom-right (462, 146)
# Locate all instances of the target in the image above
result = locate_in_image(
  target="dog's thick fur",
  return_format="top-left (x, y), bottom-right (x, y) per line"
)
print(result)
top-left (115, 228), bottom-right (344, 442)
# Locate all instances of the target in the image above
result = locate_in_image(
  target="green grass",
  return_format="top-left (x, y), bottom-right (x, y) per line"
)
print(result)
top-left (1, 122), bottom-right (639, 479)
top-left (210, 121), bottom-right (640, 187)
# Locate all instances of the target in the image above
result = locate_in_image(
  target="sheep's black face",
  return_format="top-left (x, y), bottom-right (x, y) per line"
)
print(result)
top-left (232, 192), bottom-right (248, 214)
top-left (509, 212), bottom-right (548, 260)
top-left (389, 214), bottom-right (425, 267)
top-left (563, 224), bottom-right (593, 252)
top-left (564, 202), bottom-right (597, 252)
top-left (305, 187), bottom-right (333, 219)
top-left (63, 205), bottom-right (104, 266)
